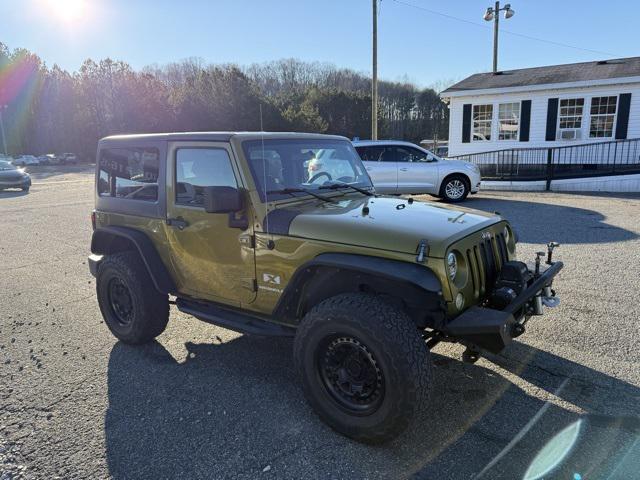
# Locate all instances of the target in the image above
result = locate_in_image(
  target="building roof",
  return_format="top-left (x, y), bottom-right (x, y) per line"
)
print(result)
top-left (441, 57), bottom-right (640, 95)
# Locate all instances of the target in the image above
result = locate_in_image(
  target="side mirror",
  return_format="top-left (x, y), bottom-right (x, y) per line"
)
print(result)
top-left (203, 186), bottom-right (242, 213)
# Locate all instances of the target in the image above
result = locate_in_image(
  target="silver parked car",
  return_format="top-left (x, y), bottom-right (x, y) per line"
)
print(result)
top-left (353, 140), bottom-right (481, 202)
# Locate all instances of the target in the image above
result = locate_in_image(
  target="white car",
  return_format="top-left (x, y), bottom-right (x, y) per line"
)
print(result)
top-left (353, 140), bottom-right (481, 202)
top-left (12, 155), bottom-right (40, 167)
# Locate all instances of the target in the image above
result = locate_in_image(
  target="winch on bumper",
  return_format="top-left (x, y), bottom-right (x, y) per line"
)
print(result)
top-left (441, 242), bottom-right (563, 356)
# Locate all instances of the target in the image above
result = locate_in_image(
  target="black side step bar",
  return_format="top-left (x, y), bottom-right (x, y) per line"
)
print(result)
top-left (176, 298), bottom-right (296, 337)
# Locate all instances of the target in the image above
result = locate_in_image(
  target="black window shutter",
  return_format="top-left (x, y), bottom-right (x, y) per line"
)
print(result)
top-left (519, 100), bottom-right (532, 141)
top-left (462, 104), bottom-right (472, 143)
top-left (545, 98), bottom-right (559, 141)
top-left (615, 93), bottom-right (632, 139)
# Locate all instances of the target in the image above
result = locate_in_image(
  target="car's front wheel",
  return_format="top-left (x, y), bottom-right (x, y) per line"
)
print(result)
top-left (96, 251), bottom-right (169, 344)
top-left (294, 293), bottom-right (433, 443)
top-left (440, 174), bottom-right (469, 202)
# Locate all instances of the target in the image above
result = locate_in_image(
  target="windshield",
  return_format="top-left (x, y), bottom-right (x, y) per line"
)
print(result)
top-left (242, 139), bottom-right (373, 201)
top-left (0, 160), bottom-right (17, 171)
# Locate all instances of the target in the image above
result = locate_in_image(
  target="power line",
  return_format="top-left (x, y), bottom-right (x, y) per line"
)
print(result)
top-left (391, 0), bottom-right (621, 58)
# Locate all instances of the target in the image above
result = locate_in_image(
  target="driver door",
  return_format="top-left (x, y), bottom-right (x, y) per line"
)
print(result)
top-left (165, 142), bottom-right (256, 306)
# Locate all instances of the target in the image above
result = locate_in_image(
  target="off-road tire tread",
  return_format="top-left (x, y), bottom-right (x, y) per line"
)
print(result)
top-left (97, 251), bottom-right (169, 344)
top-left (294, 293), bottom-right (432, 443)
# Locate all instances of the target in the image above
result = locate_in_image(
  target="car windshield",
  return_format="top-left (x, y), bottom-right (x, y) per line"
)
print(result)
top-left (242, 139), bottom-right (373, 201)
top-left (0, 160), bottom-right (17, 171)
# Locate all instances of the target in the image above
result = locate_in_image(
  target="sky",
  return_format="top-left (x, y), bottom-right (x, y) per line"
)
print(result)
top-left (1, 0), bottom-right (637, 88)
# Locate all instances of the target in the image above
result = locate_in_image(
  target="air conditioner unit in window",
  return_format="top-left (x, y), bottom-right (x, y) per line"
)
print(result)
top-left (558, 129), bottom-right (582, 140)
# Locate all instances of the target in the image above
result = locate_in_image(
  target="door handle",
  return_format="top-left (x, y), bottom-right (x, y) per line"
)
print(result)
top-left (399, 167), bottom-right (408, 171)
top-left (166, 217), bottom-right (189, 230)
top-left (366, 167), bottom-right (373, 171)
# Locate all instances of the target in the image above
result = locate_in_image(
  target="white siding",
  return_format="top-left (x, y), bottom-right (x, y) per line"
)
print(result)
top-left (446, 82), bottom-right (640, 157)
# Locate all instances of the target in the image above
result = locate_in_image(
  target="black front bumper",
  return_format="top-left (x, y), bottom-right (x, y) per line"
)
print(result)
top-left (443, 261), bottom-right (563, 353)
top-left (0, 177), bottom-right (31, 189)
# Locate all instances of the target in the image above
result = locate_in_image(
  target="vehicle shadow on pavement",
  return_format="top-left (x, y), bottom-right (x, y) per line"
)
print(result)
top-left (104, 336), bottom-right (640, 479)
top-left (460, 197), bottom-right (638, 244)
top-left (0, 190), bottom-right (29, 198)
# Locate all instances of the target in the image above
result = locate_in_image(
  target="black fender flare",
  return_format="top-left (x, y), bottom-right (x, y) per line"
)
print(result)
top-left (91, 226), bottom-right (176, 294)
top-left (273, 253), bottom-right (446, 329)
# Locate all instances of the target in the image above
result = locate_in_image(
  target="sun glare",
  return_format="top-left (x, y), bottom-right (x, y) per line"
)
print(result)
top-left (42, 0), bottom-right (88, 23)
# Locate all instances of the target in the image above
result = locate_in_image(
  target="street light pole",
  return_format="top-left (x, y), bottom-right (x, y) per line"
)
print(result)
top-left (483, 2), bottom-right (515, 73)
top-left (371, 0), bottom-right (378, 140)
top-left (492, 1), bottom-right (499, 73)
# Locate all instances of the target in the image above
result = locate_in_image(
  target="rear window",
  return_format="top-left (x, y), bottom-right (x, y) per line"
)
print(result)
top-left (98, 147), bottom-right (160, 201)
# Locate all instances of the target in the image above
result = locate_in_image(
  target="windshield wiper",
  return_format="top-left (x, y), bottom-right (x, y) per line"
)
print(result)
top-left (318, 182), bottom-right (375, 196)
top-left (266, 187), bottom-right (335, 203)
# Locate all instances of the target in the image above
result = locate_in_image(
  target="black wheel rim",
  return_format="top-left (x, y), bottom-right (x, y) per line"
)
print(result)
top-left (317, 336), bottom-right (385, 415)
top-left (108, 277), bottom-right (134, 326)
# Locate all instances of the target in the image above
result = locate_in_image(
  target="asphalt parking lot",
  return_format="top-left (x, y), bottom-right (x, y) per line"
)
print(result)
top-left (2, 167), bottom-right (640, 479)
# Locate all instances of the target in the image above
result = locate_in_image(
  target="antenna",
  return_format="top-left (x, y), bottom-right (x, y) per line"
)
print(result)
top-left (259, 104), bottom-right (272, 244)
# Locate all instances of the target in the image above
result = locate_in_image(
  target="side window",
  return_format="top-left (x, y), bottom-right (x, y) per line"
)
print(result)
top-left (396, 147), bottom-right (430, 163)
top-left (98, 147), bottom-right (160, 201)
top-left (379, 147), bottom-right (397, 162)
top-left (355, 146), bottom-right (384, 162)
top-left (175, 148), bottom-right (237, 206)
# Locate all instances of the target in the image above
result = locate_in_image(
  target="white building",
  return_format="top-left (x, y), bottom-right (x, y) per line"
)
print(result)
top-left (441, 57), bottom-right (640, 157)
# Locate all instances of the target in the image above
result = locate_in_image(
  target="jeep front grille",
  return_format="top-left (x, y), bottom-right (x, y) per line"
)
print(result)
top-left (465, 232), bottom-right (509, 299)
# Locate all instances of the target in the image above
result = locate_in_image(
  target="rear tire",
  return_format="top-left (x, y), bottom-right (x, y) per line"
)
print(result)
top-left (96, 251), bottom-right (169, 344)
top-left (440, 174), bottom-right (469, 203)
top-left (294, 293), bottom-right (433, 443)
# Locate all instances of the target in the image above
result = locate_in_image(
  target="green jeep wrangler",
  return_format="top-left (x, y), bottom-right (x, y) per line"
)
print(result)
top-left (89, 132), bottom-right (563, 443)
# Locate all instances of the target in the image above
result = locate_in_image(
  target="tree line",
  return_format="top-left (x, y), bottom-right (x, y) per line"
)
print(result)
top-left (0, 44), bottom-right (449, 160)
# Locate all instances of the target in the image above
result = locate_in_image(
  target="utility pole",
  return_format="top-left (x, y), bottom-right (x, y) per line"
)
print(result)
top-left (483, 2), bottom-right (515, 73)
top-left (371, 0), bottom-right (378, 140)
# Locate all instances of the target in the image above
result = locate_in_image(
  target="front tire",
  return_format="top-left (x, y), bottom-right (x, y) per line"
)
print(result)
top-left (294, 293), bottom-right (433, 443)
top-left (440, 174), bottom-right (469, 203)
top-left (96, 251), bottom-right (169, 344)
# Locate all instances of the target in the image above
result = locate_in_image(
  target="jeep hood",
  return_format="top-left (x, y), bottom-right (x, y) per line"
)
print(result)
top-left (267, 195), bottom-right (502, 258)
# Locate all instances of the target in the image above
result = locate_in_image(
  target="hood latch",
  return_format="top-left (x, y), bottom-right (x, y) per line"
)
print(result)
top-left (416, 239), bottom-right (429, 263)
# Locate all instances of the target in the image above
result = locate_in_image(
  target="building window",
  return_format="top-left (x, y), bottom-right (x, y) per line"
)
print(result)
top-left (498, 102), bottom-right (520, 140)
top-left (558, 98), bottom-right (584, 129)
top-left (589, 96), bottom-right (617, 138)
top-left (472, 104), bottom-right (493, 141)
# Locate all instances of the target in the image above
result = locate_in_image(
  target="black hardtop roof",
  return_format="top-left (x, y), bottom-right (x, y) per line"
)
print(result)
top-left (98, 131), bottom-right (349, 145)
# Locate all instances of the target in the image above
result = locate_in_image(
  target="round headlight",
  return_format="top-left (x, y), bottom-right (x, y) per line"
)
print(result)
top-left (447, 252), bottom-right (457, 280)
